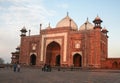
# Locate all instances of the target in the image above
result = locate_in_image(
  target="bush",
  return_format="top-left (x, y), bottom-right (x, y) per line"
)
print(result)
top-left (0, 58), bottom-right (4, 64)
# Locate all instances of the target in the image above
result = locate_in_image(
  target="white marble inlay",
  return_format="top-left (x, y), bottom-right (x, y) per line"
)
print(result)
top-left (40, 32), bottom-right (67, 62)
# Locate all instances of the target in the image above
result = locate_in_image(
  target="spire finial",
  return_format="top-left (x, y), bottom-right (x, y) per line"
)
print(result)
top-left (40, 23), bottom-right (42, 31)
top-left (85, 17), bottom-right (89, 24)
top-left (97, 14), bottom-right (99, 17)
top-left (29, 29), bottom-right (31, 36)
top-left (46, 22), bottom-right (51, 29)
top-left (40, 23), bottom-right (42, 27)
top-left (87, 17), bottom-right (89, 22)
top-left (67, 12), bottom-right (69, 16)
top-left (96, 14), bottom-right (100, 19)
top-left (104, 25), bottom-right (106, 29)
top-left (23, 26), bottom-right (25, 29)
top-left (49, 22), bottom-right (50, 27)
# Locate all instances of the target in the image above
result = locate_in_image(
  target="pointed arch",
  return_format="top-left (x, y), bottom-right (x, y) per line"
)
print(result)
top-left (73, 53), bottom-right (82, 67)
top-left (56, 55), bottom-right (60, 66)
top-left (112, 61), bottom-right (118, 69)
top-left (30, 54), bottom-right (36, 65)
top-left (46, 41), bottom-right (61, 66)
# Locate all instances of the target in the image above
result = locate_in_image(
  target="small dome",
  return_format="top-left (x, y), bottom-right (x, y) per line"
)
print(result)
top-left (102, 27), bottom-right (107, 30)
top-left (16, 45), bottom-right (20, 50)
top-left (93, 15), bottom-right (103, 23)
top-left (56, 13), bottom-right (78, 30)
top-left (79, 18), bottom-right (94, 30)
top-left (102, 27), bottom-right (108, 33)
top-left (22, 26), bottom-right (27, 30)
top-left (20, 26), bottom-right (27, 32)
top-left (95, 15), bottom-right (101, 20)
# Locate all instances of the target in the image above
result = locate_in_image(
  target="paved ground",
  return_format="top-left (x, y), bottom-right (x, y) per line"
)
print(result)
top-left (0, 67), bottom-right (120, 83)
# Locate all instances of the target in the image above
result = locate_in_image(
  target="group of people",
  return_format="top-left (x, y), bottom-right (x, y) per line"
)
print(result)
top-left (13, 63), bottom-right (21, 72)
top-left (42, 64), bottom-right (52, 72)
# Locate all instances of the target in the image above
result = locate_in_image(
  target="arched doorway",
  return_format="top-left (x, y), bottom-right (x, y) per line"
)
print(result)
top-left (112, 61), bottom-right (118, 69)
top-left (46, 41), bottom-right (61, 66)
top-left (30, 54), bottom-right (36, 65)
top-left (56, 55), bottom-right (60, 66)
top-left (73, 54), bottom-right (82, 67)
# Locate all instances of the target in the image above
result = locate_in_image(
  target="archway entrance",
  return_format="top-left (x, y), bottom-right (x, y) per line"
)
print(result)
top-left (112, 61), bottom-right (118, 69)
top-left (46, 41), bottom-right (61, 66)
top-left (56, 55), bottom-right (60, 66)
top-left (73, 54), bottom-right (82, 67)
top-left (30, 54), bottom-right (36, 65)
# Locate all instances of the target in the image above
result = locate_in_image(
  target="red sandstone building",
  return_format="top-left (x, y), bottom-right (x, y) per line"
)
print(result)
top-left (11, 14), bottom-right (120, 69)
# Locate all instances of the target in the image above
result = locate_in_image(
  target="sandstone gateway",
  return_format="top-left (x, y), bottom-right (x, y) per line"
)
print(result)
top-left (11, 13), bottom-right (120, 69)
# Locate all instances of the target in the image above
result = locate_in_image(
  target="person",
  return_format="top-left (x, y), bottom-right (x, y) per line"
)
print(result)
top-left (10, 64), bottom-right (13, 70)
top-left (13, 63), bottom-right (17, 72)
top-left (42, 64), bottom-right (47, 72)
top-left (6, 63), bottom-right (9, 69)
top-left (44, 64), bottom-right (48, 72)
top-left (57, 66), bottom-right (60, 71)
top-left (47, 64), bottom-right (51, 72)
top-left (41, 65), bottom-right (44, 71)
top-left (17, 64), bottom-right (21, 72)
top-left (70, 64), bottom-right (74, 71)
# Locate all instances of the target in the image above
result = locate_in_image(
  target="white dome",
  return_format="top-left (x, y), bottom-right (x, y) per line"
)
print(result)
top-left (79, 19), bottom-right (94, 30)
top-left (56, 14), bottom-right (78, 30)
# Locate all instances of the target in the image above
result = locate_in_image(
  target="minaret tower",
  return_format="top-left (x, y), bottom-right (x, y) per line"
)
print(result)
top-left (93, 15), bottom-right (103, 30)
top-left (102, 27), bottom-right (109, 38)
top-left (92, 15), bottom-right (103, 68)
top-left (20, 26), bottom-right (27, 37)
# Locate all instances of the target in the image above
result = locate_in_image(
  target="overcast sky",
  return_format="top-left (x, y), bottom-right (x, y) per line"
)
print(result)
top-left (0, 0), bottom-right (120, 63)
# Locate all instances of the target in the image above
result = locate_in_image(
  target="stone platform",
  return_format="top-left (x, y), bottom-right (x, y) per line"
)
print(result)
top-left (0, 68), bottom-right (120, 83)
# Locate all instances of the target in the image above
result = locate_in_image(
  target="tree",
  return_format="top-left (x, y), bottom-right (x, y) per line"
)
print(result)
top-left (0, 58), bottom-right (4, 64)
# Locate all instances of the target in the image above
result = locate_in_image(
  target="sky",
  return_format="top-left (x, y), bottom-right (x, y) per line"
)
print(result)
top-left (0, 0), bottom-right (120, 63)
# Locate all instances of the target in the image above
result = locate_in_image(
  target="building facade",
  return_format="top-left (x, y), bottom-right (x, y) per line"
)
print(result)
top-left (11, 14), bottom-right (120, 69)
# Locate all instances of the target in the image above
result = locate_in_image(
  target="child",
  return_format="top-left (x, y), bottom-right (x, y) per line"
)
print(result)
top-left (17, 64), bottom-right (20, 72)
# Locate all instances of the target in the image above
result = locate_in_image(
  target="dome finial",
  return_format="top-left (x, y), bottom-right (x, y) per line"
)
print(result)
top-left (97, 14), bottom-right (99, 17)
top-left (85, 17), bottom-right (89, 24)
top-left (86, 17), bottom-right (89, 22)
top-left (95, 14), bottom-right (101, 20)
top-left (40, 23), bottom-right (42, 29)
top-left (87, 17), bottom-right (88, 20)
top-left (29, 29), bottom-right (31, 36)
top-left (46, 22), bottom-right (51, 29)
top-left (49, 22), bottom-right (50, 27)
top-left (67, 12), bottom-right (69, 16)
top-left (23, 26), bottom-right (25, 29)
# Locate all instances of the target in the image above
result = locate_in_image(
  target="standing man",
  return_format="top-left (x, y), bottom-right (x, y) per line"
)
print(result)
top-left (13, 63), bottom-right (17, 72)
top-left (17, 64), bottom-right (21, 72)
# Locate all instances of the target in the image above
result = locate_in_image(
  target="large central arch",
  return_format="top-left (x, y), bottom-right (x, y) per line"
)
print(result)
top-left (73, 53), bottom-right (82, 67)
top-left (46, 41), bottom-right (61, 66)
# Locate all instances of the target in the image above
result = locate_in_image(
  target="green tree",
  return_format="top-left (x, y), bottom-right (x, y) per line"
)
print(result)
top-left (0, 58), bottom-right (4, 64)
